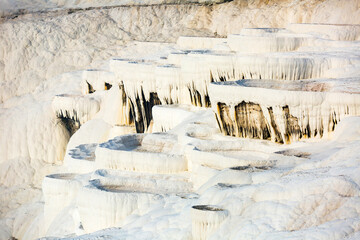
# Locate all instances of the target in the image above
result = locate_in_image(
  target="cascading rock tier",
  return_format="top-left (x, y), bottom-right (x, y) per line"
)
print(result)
top-left (227, 32), bottom-right (313, 53)
top-left (77, 179), bottom-right (161, 233)
top-left (81, 69), bottom-right (115, 94)
top-left (287, 23), bottom-right (360, 41)
top-left (209, 79), bottom-right (360, 143)
top-left (152, 105), bottom-right (195, 132)
top-left (191, 205), bottom-right (229, 240)
top-left (176, 36), bottom-right (226, 50)
top-left (42, 173), bottom-right (81, 232)
top-left (52, 94), bottom-right (101, 136)
top-left (95, 133), bottom-right (187, 173)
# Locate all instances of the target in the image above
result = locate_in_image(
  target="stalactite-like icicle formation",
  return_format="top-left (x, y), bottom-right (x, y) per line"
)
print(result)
top-left (233, 54), bottom-right (331, 81)
top-left (72, 24), bottom-right (360, 135)
top-left (155, 64), bottom-right (184, 105)
top-left (180, 51), bottom-right (235, 107)
top-left (109, 51), bottom-right (347, 132)
top-left (81, 69), bottom-right (115, 94)
top-left (228, 32), bottom-right (312, 53)
top-left (112, 61), bottom-right (161, 132)
top-left (209, 80), bottom-right (360, 143)
top-left (100, 84), bottom-right (134, 127)
top-left (287, 23), bottom-right (360, 41)
top-left (52, 94), bottom-right (101, 136)
top-left (234, 101), bottom-right (272, 140)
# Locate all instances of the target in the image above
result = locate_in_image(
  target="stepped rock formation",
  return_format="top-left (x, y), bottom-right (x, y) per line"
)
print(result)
top-left (210, 79), bottom-right (360, 143)
top-left (1, 1), bottom-right (360, 239)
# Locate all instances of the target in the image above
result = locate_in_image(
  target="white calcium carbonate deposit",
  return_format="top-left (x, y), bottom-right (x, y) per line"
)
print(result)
top-left (1, 0), bottom-right (360, 239)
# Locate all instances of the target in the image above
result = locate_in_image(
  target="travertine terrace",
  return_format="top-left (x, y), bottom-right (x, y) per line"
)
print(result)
top-left (1, 1), bottom-right (360, 239)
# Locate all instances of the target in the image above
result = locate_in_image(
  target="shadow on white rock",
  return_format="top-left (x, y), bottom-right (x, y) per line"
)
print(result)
top-left (95, 133), bottom-right (187, 173)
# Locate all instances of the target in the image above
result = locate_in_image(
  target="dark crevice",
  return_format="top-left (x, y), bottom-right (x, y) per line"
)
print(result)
top-left (282, 105), bottom-right (301, 143)
top-left (87, 81), bottom-right (95, 94)
top-left (204, 95), bottom-right (211, 107)
top-left (219, 76), bottom-right (227, 82)
top-left (57, 114), bottom-right (81, 137)
top-left (105, 82), bottom-right (112, 90)
top-left (235, 101), bottom-right (271, 140)
top-left (188, 88), bottom-right (211, 108)
top-left (130, 89), bottom-right (161, 133)
top-left (268, 107), bottom-right (284, 144)
top-left (216, 102), bottom-right (234, 136)
top-left (216, 100), bottom-right (342, 143)
top-left (119, 84), bottom-right (134, 126)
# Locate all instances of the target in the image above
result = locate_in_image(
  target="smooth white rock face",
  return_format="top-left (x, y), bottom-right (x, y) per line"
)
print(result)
top-left (1, 1), bottom-right (360, 239)
top-left (287, 23), bottom-right (360, 41)
top-left (176, 36), bottom-right (226, 50)
top-left (77, 181), bottom-right (161, 233)
top-left (95, 133), bottom-right (187, 174)
top-left (227, 32), bottom-right (312, 53)
top-left (191, 205), bottom-right (229, 240)
top-left (42, 173), bottom-right (82, 233)
top-left (75, 169), bottom-right (192, 233)
top-left (152, 105), bottom-right (195, 132)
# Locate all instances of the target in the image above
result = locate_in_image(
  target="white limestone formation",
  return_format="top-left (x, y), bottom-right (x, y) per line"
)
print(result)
top-left (191, 205), bottom-right (229, 240)
top-left (0, 0), bottom-right (231, 18)
top-left (81, 69), bottom-right (115, 94)
top-left (42, 173), bottom-right (81, 232)
top-left (209, 80), bottom-right (360, 143)
top-left (92, 169), bottom-right (192, 195)
top-left (108, 58), bottom-right (133, 83)
top-left (288, 23), bottom-right (360, 41)
top-left (154, 64), bottom-right (185, 105)
top-left (186, 138), bottom-right (272, 170)
top-left (64, 143), bottom-right (97, 174)
top-left (197, 166), bottom-right (280, 194)
top-left (176, 36), bottom-right (226, 50)
top-left (180, 50), bottom-right (235, 107)
top-left (95, 133), bottom-right (187, 173)
top-left (95, 85), bottom-right (134, 127)
top-left (152, 105), bottom-right (194, 132)
top-left (52, 94), bottom-right (101, 132)
top-left (65, 118), bottom-right (112, 152)
top-left (77, 179), bottom-right (161, 233)
top-left (2, 2), bottom-right (360, 238)
top-left (238, 28), bottom-right (285, 36)
top-left (190, 164), bottom-right (220, 190)
top-left (120, 61), bottom-right (157, 100)
top-left (106, 125), bottom-right (136, 140)
top-left (167, 51), bottom-right (189, 65)
top-left (233, 53), bottom-right (331, 81)
top-left (115, 61), bottom-right (160, 132)
top-left (227, 33), bottom-right (313, 53)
